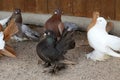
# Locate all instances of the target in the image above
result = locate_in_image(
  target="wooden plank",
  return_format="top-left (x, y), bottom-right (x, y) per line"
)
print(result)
top-left (115, 0), bottom-right (120, 20)
top-left (60, 0), bottom-right (73, 15)
top-left (13, 0), bottom-right (25, 12)
top-left (47, 0), bottom-right (60, 13)
top-left (36, 0), bottom-right (48, 13)
top-left (24, 0), bottom-right (36, 12)
top-left (86, 0), bottom-right (101, 18)
top-left (73, 0), bottom-right (86, 17)
top-left (2, 0), bottom-right (14, 11)
top-left (101, 0), bottom-right (115, 19)
top-left (0, 0), bottom-right (3, 10)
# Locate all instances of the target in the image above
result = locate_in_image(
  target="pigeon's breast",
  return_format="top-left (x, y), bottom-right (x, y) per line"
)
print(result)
top-left (87, 27), bottom-right (107, 51)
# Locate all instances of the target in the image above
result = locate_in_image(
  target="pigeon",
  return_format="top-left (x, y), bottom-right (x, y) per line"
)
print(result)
top-left (87, 12), bottom-right (120, 61)
top-left (7, 9), bottom-right (40, 42)
top-left (36, 28), bottom-right (75, 74)
top-left (45, 9), bottom-right (64, 38)
top-left (0, 18), bottom-right (18, 57)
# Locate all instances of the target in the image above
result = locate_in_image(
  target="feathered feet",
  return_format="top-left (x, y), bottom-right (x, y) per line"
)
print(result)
top-left (86, 50), bottom-right (111, 61)
top-left (49, 63), bottom-right (66, 74)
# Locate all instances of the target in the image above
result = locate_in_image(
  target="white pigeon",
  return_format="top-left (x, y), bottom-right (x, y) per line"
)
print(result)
top-left (87, 17), bottom-right (120, 61)
top-left (0, 17), bottom-right (10, 27)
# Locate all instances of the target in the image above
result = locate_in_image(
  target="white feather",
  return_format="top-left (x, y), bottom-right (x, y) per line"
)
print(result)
top-left (87, 17), bottom-right (120, 61)
top-left (0, 32), bottom-right (5, 49)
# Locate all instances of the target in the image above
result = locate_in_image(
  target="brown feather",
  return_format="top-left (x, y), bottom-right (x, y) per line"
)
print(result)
top-left (0, 24), bottom-right (3, 31)
top-left (106, 21), bottom-right (114, 32)
top-left (45, 9), bottom-right (64, 37)
top-left (0, 44), bottom-right (16, 57)
top-left (3, 18), bottom-right (19, 41)
top-left (58, 22), bottom-right (64, 35)
top-left (0, 52), bottom-right (3, 57)
top-left (87, 11), bottom-right (100, 31)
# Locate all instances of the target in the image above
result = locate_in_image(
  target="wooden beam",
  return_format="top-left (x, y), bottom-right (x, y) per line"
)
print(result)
top-left (0, 11), bottom-right (120, 36)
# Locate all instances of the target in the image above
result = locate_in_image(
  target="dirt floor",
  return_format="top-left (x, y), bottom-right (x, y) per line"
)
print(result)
top-left (0, 26), bottom-right (120, 80)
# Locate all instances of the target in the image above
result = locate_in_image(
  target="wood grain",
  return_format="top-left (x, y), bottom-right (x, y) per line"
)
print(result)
top-left (0, 0), bottom-right (119, 20)
top-left (2, 0), bottom-right (14, 11)
top-left (47, 0), bottom-right (60, 13)
top-left (73, 0), bottom-right (86, 17)
top-left (36, 0), bottom-right (48, 13)
top-left (115, 0), bottom-right (120, 20)
top-left (13, 0), bottom-right (25, 12)
top-left (60, 0), bottom-right (73, 15)
top-left (24, 0), bottom-right (36, 12)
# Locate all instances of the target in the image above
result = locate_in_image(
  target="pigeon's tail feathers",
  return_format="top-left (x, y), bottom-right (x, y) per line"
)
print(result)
top-left (22, 24), bottom-right (40, 41)
top-left (56, 28), bottom-right (75, 52)
top-left (106, 46), bottom-right (120, 57)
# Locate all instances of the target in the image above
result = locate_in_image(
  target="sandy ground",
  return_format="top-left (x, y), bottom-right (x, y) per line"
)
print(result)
top-left (0, 27), bottom-right (120, 80)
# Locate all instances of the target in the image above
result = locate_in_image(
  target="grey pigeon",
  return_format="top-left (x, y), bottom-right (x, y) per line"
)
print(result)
top-left (8, 9), bottom-right (40, 41)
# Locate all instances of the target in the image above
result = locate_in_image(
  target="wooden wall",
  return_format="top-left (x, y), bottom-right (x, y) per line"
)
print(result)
top-left (0, 0), bottom-right (120, 20)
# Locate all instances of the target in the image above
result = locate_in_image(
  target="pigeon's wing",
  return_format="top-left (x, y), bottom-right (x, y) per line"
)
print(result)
top-left (64, 22), bottom-right (80, 31)
top-left (107, 35), bottom-right (120, 51)
top-left (22, 24), bottom-right (40, 40)
top-left (3, 18), bottom-right (19, 41)
top-left (58, 22), bottom-right (64, 35)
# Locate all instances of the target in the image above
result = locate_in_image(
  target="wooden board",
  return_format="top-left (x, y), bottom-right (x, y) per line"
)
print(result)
top-left (73, 0), bottom-right (86, 17)
top-left (24, 0), bottom-right (36, 12)
top-left (60, 0), bottom-right (73, 15)
top-left (47, 0), bottom-right (60, 13)
top-left (86, 0), bottom-right (101, 18)
top-left (36, 0), bottom-right (48, 13)
top-left (13, 0), bottom-right (25, 12)
top-left (0, 0), bottom-right (3, 10)
top-left (0, 0), bottom-right (119, 20)
top-left (2, 0), bottom-right (14, 11)
top-left (115, 0), bottom-right (120, 20)
top-left (101, 0), bottom-right (115, 19)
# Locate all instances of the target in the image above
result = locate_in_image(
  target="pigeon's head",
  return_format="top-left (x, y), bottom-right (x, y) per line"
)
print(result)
top-left (54, 9), bottom-right (63, 15)
top-left (44, 30), bottom-right (57, 38)
top-left (13, 9), bottom-right (21, 15)
top-left (44, 30), bottom-right (57, 42)
top-left (11, 8), bottom-right (22, 23)
top-left (96, 17), bottom-right (107, 27)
